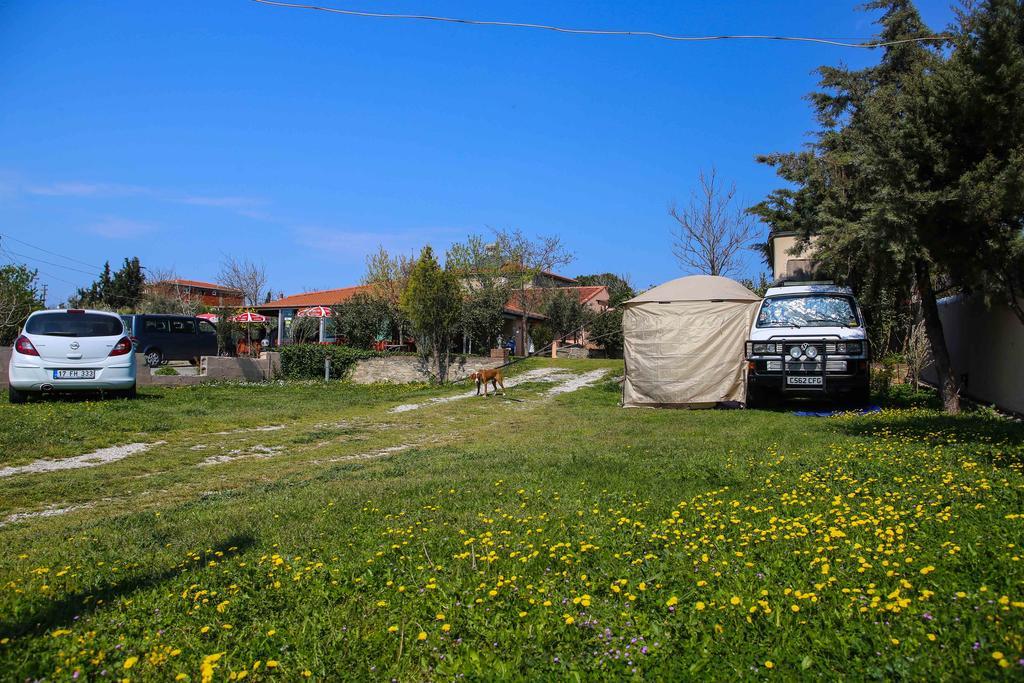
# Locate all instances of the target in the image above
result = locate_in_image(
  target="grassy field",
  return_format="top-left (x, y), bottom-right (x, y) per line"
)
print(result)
top-left (0, 359), bottom-right (1022, 680)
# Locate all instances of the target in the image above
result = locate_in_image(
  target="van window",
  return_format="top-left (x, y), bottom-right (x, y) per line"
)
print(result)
top-left (171, 319), bottom-right (196, 334)
top-left (198, 320), bottom-right (217, 335)
top-left (757, 295), bottom-right (859, 328)
top-left (25, 312), bottom-right (124, 337)
top-left (144, 318), bottom-right (170, 333)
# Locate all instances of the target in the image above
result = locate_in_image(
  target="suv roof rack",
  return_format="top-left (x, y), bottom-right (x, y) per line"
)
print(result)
top-left (779, 279), bottom-right (835, 286)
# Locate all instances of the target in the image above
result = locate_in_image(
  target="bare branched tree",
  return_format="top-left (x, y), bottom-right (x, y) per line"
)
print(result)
top-left (669, 167), bottom-right (757, 277)
top-left (217, 256), bottom-right (268, 307)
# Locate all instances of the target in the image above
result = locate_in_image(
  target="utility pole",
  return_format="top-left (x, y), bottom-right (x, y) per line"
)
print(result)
top-left (41, 284), bottom-right (48, 307)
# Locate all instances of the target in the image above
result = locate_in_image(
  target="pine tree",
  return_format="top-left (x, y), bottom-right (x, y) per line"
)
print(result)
top-left (400, 246), bottom-right (463, 383)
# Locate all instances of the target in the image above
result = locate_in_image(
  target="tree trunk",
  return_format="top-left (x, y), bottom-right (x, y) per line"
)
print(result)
top-left (915, 259), bottom-right (960, 414)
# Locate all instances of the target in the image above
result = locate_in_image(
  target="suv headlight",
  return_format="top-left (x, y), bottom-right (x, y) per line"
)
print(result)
top-left (751, 342), bottom-right (781, 354)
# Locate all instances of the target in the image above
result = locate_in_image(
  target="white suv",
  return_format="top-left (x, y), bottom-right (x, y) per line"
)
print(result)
top-left (8, 309), bottom-right (137, 403)
top-left (745, 283), bottom-right (870, 406)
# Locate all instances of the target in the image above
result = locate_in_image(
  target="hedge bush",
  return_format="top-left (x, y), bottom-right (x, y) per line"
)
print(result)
top-left (279, 344), bottom-right (376, 380)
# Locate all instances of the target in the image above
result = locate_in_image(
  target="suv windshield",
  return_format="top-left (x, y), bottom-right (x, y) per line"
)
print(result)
top-left (757, 295), bottom-right (858, 328)
top-left (25, 312), bottom-right (125, 337)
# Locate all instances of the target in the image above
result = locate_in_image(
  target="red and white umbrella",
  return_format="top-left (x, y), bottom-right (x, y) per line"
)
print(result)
top-left (296, 305), bottom-right (332, 318)
top-left (229, 311), bottom-right (268, 324)
top-left (196, 313), bottom-right (219, 323)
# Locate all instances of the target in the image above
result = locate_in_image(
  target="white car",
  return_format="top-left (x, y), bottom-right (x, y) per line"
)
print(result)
top-left (8, 309), bottom-right (137, 403)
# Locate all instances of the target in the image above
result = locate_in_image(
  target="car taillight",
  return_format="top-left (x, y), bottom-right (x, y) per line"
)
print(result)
top-left (109, 336), bottom-right (133, 357)
top-left (15, 335), bottom-right (39, 356)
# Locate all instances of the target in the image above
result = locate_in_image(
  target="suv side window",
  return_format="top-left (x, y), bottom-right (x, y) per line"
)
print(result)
top-left (171, 318), bottom-right (196, 334)
top-left (198, 320), bottom-right (217, 335)
top-left (144, 318), bottom-right (170, 333)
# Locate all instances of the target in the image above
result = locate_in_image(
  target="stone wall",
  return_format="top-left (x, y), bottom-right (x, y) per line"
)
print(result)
top-left (349, 355), bottom-right (501, 384)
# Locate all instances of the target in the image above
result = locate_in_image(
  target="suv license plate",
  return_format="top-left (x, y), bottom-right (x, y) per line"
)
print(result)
top-left (787, 376), bottom-right (823, 386)
top-left (54, 369), bottom-right (96, 379)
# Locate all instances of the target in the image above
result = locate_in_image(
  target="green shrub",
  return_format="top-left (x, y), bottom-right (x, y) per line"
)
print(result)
top-left (279, 344), bottom-right (376, 380)
top-left (153, 366), bottom-right (179, 376)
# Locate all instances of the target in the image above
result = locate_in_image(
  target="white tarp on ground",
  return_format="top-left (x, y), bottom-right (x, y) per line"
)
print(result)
top-left (622, 275), bottom-right (759, 407)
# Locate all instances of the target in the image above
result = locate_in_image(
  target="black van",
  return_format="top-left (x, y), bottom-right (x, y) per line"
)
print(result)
top-left (121, 314), bottom-right (218, 367)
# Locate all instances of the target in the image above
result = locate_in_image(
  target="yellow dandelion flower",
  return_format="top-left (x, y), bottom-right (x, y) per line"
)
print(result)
top-left (441, 623), bottom-right (451, 632)
top-left (417, 631), bottom-right (427, 641)
top-left (666, 596), bottom-right (679, 607)
top-left (730, 596), bottom-right (741, 606)
top-left (695, 601), bottom-right (706, 611)
top-left (765, 661), bottom-right (774, 669)
top-left (266, 660), bottom-right (279, 668)
top-left (123, 656), bottom-right (138, 669)
top-left (387, 625), bottom-right (398, 633)
top-left (563, 615), bottom-right (575, 625)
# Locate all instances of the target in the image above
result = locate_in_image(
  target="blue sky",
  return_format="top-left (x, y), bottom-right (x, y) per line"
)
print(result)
top-left (0, 0), bottom-right (956, 304)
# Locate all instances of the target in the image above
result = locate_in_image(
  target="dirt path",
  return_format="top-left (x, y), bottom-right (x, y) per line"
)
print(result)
top-left (0, 441), bottom-right (166, 478)
top-left (389, 368), bottom-right (572, 413)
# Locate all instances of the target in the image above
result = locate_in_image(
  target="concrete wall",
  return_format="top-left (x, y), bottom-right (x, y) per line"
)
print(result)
top-left (349, 355), bottom-right (499, 384)
top-left (0, 346), bottom-right (10, 389)
top-left (922, 295), bottom-right (1024, 414)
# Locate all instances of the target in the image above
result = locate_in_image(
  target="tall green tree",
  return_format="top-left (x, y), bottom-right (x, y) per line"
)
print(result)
top-left (0, 264), bottom-right (45, 345)
top-left (923, 0), bottom-right (1024, 324)
top-left (72, 257), bottom-right (145, 311)
top-left (401, 246), bottom-right (463, 383)
top-left (752, 0), bottom-right (972, 412)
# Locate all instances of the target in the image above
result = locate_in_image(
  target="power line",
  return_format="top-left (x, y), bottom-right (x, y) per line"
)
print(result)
top-left (0, 232), bottom-right (103, 270)
top-left (251, 0), bottom-right (950, 49)
top-left (1, 246), bottom-right (97, 276)
top-left (0, 246), bottom-right (81, 287)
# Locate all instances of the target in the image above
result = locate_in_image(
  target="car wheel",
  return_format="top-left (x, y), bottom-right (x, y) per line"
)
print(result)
top-left (145, 349), bottom-right (163, 368)
top-left (8, 385), bottom-right (28, 404)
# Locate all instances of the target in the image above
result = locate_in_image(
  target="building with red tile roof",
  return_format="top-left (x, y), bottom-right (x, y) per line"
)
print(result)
top-left (146, 278), bottom-right (243, 307)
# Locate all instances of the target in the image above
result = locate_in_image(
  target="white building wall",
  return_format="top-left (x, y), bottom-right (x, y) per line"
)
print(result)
top-left (923, 294), bottom-right (1024, 414)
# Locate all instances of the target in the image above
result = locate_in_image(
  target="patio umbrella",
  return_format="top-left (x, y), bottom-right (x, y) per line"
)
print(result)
top-left (196, 312), bottom-right (219, 323)
top-left (229, 311), bottom-right (268, 323)
top-left (228, 311), bottom-right (268, 356)
top-left (296, 305), bottom-right (332, 342)
top-left (296, 305), bottom-right (332, 318)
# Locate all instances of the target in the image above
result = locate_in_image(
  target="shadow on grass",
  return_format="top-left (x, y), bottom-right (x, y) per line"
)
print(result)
top-left (836, 410), bottom-right (1024, 465)
top-left (21, 391), bottom-right (164, 405)
top-left (0, 533), bottom-right (254, 639)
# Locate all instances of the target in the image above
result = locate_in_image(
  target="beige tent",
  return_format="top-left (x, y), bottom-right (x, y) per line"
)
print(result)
top-left (621, 275), bottom-right (760, 407)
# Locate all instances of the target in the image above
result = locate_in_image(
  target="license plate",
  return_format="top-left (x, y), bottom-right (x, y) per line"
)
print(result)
top-left (53, 369), bottom-right (96, 379)
top-left (787, 376), bottom-right (823, 386)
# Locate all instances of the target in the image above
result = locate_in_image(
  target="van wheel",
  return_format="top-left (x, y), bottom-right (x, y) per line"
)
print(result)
top-left (8, 385), bottom-right (28, 404)
top-left (145, 349), bottom-right (163, 368)
top-left (746, 384), bottom-right (763, 409)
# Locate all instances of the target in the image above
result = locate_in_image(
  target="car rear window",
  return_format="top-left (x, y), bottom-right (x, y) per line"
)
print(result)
top-left (25, 312), bottom-right (125, 337)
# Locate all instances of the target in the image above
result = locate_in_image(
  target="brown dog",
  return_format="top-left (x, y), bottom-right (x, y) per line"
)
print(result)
top-left (470, 368), bottom-right (505, 397)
